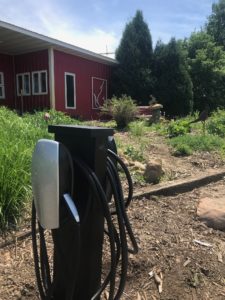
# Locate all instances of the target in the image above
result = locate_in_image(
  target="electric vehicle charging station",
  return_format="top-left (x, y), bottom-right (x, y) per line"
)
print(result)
top-left (31, 125), bottom-right (138, 300)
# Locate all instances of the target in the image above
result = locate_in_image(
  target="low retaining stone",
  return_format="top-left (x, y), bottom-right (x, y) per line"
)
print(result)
top-left (133, 168), bottom-right (225, 199)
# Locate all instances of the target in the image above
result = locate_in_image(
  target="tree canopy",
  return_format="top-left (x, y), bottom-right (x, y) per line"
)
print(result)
top-left (153, 38), bottom-right (193, 117)
top-left (111, 2), bottom-right (225, 116)
top-left (207, 0), bottom-right (225, 48)
top-left (187, 31), bottom-right (225, 111)
top-left (112, 10), bottom-right (154, 105)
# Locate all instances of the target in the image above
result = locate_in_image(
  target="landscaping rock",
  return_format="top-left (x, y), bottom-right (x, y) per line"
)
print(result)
top-left (197, 197), bottom-right (225, 231)
top-left (144, 159), bottom-right (163, 184)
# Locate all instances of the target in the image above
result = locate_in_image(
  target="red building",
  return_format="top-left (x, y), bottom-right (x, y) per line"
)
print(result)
top-left (0, 21), bottom-right (117, 119)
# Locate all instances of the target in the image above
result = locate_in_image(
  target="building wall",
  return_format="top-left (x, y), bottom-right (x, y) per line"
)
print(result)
top-left (54, 50), bottom-right (111, 119)
top-left (0, 53), bottom-right (14, 108)
top-left (14, 50), bottom-right (50, 112)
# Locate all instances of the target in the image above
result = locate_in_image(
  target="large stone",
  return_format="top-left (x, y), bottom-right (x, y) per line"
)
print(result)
top-left (197, 197), bottom-right (225, 231)
top-left (144, 159), bottom-right (163, 184)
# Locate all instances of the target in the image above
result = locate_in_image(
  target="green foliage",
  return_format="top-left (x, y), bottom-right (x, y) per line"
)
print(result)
top-left (101, 95), bottom-right (138, 129)
top-left (207, 0), bottom-right (225, 48)
top-left (173, 144), bottom-right (193, 156)
top-left (113, 10), bottom-right (155, 105)
top-left (170, 134), bottom-right (225, 154)
top-left (128, 121), bottom-right (147, 136)
top-left (167, 119), bottom-right (191, 137)
top-left (0, 108), bottom-right (33, 229)
top-left (124, 145), bottom-right (144, 162)
top-left (207, 109), bottom-right (225, 137)
top-left (0, 108), bottom-right (78, 230)
top-left (187, 31), bottom-right (225, 111)
top-left (153, 38), bottom-right (193, 116)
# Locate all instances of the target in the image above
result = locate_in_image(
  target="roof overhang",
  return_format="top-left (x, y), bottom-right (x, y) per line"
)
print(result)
top-left (0, 20), bottom-right (118, 65)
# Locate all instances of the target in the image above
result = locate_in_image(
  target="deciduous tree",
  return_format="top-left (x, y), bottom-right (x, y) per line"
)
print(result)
top-left (187, 31), bottom-right (225, 111)
top-left (207, 0), bottom-right (225, 48)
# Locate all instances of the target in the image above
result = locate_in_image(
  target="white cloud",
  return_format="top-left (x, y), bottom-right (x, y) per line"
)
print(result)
top-left (0, 0), bottom-right (118, 57)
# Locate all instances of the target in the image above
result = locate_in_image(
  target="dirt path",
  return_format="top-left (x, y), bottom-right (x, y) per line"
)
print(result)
top-left (1, 179), bottom-right (225, 300)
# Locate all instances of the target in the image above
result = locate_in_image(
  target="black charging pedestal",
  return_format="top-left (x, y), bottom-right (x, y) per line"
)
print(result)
top-left (48, 125), bottom-right (114, 300)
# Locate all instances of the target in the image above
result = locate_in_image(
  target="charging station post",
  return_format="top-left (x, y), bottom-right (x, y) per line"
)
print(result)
top-left (48, 125), bottom-right (114, 300)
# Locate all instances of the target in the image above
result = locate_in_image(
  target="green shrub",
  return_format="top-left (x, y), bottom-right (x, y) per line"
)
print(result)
top-left (101, 95), bottom-right (138, 129)
top-left (207, 109), bottom-right (225, 137)
top-left (167, 119), bottom-right (191, 137)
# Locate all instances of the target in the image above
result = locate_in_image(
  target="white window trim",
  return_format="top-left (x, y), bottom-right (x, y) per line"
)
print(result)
top-left (32, 70), bottom-right (48, 95)
top-left (65, 72), bottom-right (76, 109)
top-left (0, 72), bottom-right (5, 99)
top-left (92, 77), bottom-right (107, 110)
top-left (16, 72), bottom-right (31, 96)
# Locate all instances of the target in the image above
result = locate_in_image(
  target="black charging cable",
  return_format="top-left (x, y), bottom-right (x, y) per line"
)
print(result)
top-left (72, 157), bottom-right (117, 300)
top-left (32, 147), bottom-right (138, 300)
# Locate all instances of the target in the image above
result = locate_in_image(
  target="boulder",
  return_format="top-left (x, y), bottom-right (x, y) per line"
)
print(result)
top-left (197, 197), bottom-right (225, 231)
top-left (144, 159), bottom-right (163, 184)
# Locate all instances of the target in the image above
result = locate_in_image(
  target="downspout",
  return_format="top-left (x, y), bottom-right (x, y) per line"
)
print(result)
top-left (48, 47), bottom-right (55, 109)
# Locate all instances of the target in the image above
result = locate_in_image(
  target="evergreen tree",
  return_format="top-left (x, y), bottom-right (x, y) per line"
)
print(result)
top-left (112, 10), bottom-right (154, 105)
top-left (153, 38), bottom-right (193, 117)
top-left (207, 0), bottom-right (225, 48)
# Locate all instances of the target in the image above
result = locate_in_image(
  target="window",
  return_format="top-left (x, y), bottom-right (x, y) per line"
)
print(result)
top-left (32, 70), bottom-right (48, 95)
top-left (0, 72), bottom-right (5, 99)
top-left (65, 73), bottom-right (76, 109)
top-left (16, 73), bottom-right (30, 96)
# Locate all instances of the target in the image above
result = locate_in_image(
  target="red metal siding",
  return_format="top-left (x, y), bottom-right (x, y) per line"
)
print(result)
top-left (54, 50), bottom-right (112, 119)
top-left (14, 50), bottom-right (50, 112)
top-left (0, 53), bottom-right (14, 108)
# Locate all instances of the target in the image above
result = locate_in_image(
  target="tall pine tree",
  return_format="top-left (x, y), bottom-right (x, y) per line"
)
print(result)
top-left (112, 10), bottom-right (154, 105)
top-left (153, 38), bottom-right (193, 117)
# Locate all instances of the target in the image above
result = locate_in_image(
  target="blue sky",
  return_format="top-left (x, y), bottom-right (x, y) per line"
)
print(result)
top-left (0, 0), bottom-right (216, 57)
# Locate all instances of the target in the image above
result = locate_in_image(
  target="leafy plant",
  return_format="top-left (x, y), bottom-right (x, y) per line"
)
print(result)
top-left (207, 109), bottom-right (225, 137)
top-left (167, 119), bottom-right (191, 137)
top-left (101, 95), bottom-right (138, 129)
top-left (124, 145), bottom-right (144, 162)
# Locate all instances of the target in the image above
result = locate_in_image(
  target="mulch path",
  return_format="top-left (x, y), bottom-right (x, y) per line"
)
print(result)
top-left (1, 179), bottom-right (225, 299)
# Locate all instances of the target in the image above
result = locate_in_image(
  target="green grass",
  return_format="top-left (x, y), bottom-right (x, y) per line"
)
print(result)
top-left (169, 134), bottom-right (225, 156)
top-left (0, 107), bottom-right (80, 230)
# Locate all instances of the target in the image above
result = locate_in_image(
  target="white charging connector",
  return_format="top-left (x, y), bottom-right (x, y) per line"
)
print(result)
top-left (63, 193), bottom-right (80, 223)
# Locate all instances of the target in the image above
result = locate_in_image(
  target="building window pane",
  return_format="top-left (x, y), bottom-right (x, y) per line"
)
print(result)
top-left (32, 71), bottom-right (48, 95)
top-left (33, 73), bottom-right (39, 94)
top-left (41, 72), bottom-right (47, 93)
top-left (16, 73), bottom-right (30, 96)
top-left (0, 72), bottom-right (5, 99)
top-left (65, 73), bottom-right (76, 108)
top-left (24, 74), bottom-right (30, 94)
